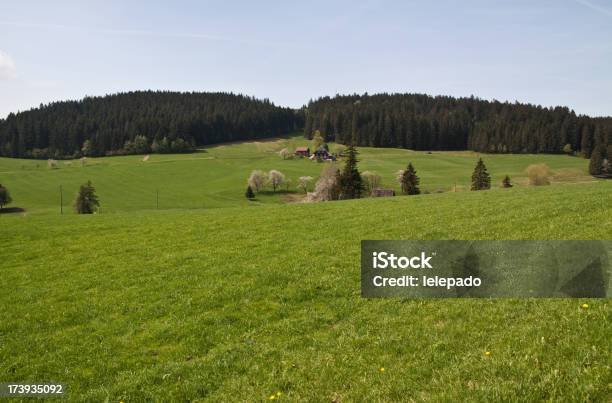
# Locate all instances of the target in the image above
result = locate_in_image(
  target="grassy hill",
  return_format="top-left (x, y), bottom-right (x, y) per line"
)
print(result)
top-left (0, 138), bottom-right (610, 401)
top-left (0, 135), bottom-right (597, 215)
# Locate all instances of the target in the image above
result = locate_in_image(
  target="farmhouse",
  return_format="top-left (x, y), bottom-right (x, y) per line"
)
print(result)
top-left (372, 188), bottom-right (395, 197)
top-left (313, 146), bottom-right (336, 161)
top-left (295, 147), bottom-right (310, 157)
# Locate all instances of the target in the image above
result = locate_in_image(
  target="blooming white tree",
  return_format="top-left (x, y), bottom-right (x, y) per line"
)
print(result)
top-left (361, 171), bottom-right (381, 194)
top-left (268, 170), bottom-right (285, 192)
top-left (298, 176), bottom-right (314, 193)
top-left (395, 169), bottom-right (405, 184)
top-left (278, 148), bottom-right (291, 159)
top-left (306, 165), bottom-right (340, 202)
top-left (248, 170), bottom-right (266, 192)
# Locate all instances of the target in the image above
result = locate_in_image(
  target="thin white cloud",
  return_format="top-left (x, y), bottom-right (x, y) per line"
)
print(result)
top-left (0, 50), bottom-right (17, 80)
top-left (0, 20), bottom-right (292, 48)
top-left (574, 0), bottom-right (612, 17)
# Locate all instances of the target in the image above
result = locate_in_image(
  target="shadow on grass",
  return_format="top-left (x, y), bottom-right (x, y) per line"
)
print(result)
top-left (257, 189), bottom-right (299, 196)
top-left (0, 207), bottom-right (26, 214)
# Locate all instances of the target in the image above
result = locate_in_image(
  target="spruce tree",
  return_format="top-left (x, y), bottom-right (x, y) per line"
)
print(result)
top-left (245, 185), bottom-right (255, 199)
top-left (338, 145), bottom-right (364, 199)
top-left (502, 175), bottom-right (512, 188)
top-left (0, 183), bottom-right (12, 210)
top-left (401, 163), bottom-right (421, 195)
top-left (74, 180), bottom-right (100, 214)
top-left (588, 145), bottom-right (604, 176)
top-left (471, 158), bottom-right (491, 191)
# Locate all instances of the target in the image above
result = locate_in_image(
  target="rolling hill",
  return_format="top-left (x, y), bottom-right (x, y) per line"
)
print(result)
top-left (0, 138), bottom-right (610, 401)
top-left (0, 135), bottom-right (598, 215)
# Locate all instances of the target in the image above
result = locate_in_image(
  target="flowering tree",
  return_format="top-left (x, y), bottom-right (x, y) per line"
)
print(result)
top-left (278, 148), bottom-right (291, 159)
top-left (298, 176), bottom-right (314, 193)
top-left (361, 171), bottom-right (381, 194)
top-left (268, 170), bottom-right (285, 192)
top-left (248, 170), bottom-right (266, 192)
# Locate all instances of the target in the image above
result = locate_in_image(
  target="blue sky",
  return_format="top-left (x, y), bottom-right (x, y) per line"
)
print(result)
top-left (1, 0), bottom-right (611, 118)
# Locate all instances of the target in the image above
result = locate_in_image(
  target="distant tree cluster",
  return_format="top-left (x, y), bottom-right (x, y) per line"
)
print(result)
top-left (246, 169), bottom-right (289, 196)
top-left (0, 91), bottom-right (301, 159)
top-left (304, 93), bottom-right (611, 155)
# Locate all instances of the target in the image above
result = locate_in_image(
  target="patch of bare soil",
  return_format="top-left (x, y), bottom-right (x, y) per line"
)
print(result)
top-left (282, 193), bottom-right (307, 203)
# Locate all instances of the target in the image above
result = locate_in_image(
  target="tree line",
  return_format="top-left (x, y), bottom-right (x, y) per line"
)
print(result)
top-left (0, 91), bottom-right (302, 159)
top-left (2, 91), bottom-right (611, 160)
top-left (304, 93), bottom-right (611, 156)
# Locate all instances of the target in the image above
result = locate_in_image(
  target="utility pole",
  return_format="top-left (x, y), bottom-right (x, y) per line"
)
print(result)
top-left (60, 185), bottom-right (63, 215)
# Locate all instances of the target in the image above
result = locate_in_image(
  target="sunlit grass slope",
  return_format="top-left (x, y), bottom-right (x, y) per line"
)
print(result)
top-left (1, 182), bottom-right (611, 401)
top-left (0, 135), bottom-right (594, 215)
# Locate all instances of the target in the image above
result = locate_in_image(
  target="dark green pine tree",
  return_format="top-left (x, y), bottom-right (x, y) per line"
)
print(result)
top-left (338, 145), bottom-right (364, 199)
top-left (401, 163), bottom-right (421, 195)
top-left (0, 183), bottom-right (12, 210)
top-left (502, 175), bottom-right (513, 188)
top-left (74, 180), bottom-right (100, 214)
top-left (471, 158), bottom-right (491, 191)
top-left (245, 185), bottom-right (255, 199)
top-left (588, 145), bottom-right (604, 176)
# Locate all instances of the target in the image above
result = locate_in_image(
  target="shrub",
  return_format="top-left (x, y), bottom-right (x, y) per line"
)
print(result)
top-left (124, 135), bottom-right (151, 155)
top-left (150, 137), bottom-right (193, 154)
top-left (502, 175), bottom-right (513, 188)
top-left (245, 185), bottom-right (255, 199)
top-left (151, 137), bottom-right (170, 154)
top-left (0, 184), bottom-right (12, 210)
top-left (170, 138), bottom-right (192, 153)
top-left (525, 163), bottom-right (551, 186)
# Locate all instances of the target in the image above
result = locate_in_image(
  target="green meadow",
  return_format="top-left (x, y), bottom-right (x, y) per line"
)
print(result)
top-left (1, 137), bottom-right (611, 401)
top-left (0, 135), bottom-right (596, 215)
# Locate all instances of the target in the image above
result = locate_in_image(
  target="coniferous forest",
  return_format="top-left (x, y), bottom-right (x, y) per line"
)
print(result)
top-left (304, 93), bottom-right (611, 156)
top-left (0, 91), bottom-right (301, 158)
top-left (1, 91), bottom-right (611, 159)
